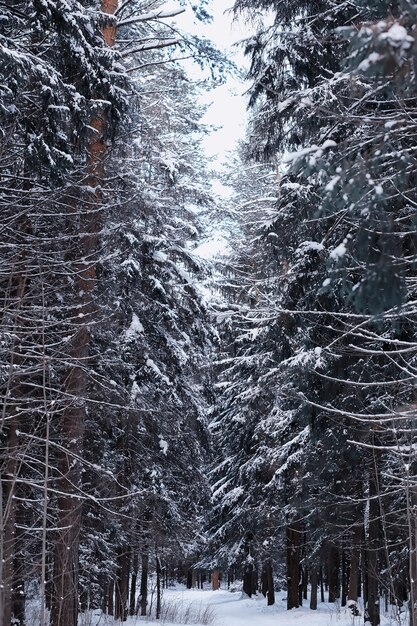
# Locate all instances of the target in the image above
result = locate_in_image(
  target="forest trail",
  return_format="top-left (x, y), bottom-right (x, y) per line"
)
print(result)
top-left (85, 587), bottom-right (400, 626)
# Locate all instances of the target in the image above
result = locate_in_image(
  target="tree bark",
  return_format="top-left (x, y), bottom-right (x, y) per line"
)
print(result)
top-left (327, 542), bottom-right (340, 603)
top-left (287, 522), bottom-right (302, 610)
top-left (115, 547), bottom-right (130, 621)
top-left (347, 523), bottom-right (362, 616)
top-left (410, 485), bottom-right (417, 626)
top-left (12, 495), bottom-right (26, 626)
top-left (320, 565), bottom-right (325, 603)
top-left (108, 581), bottom-right (114, 616)
top-left (265, 560), bottom-right (275, 606)
top-left (156, 556), bottom-right (161, 620)
top-left (129, 552), bottom-right (138, 616)
top-left (341, 548), bottom-right (347, 607)
top-left (140, 553), bottom-right (149, 616)
top-left (1, 419), bottom-right (18, 626)
top-left (49, 3), bottom-right (118, 626)
top-left (310, 568), bottom-right (318, 610)
top-left (366, 476), bottom-right (380, 626)
top-left (186, 569), bottom-right (193, 589)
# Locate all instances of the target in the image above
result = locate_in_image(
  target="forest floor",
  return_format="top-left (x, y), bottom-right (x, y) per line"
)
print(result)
top-left (71, 585), bottom-right (407, 626)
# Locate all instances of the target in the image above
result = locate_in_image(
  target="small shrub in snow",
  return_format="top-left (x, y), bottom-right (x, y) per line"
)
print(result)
top-left (160, 597), bottom-right (216, 625)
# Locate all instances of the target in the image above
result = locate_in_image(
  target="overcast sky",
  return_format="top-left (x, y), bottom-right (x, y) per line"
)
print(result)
top-left (175, 1), bottom-right (252, 260)
top-left (176, 0), bottom-right (250, 164)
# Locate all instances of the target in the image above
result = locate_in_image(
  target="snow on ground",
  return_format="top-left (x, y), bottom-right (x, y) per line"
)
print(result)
top-left (76, 585), bottom-right (406, 626)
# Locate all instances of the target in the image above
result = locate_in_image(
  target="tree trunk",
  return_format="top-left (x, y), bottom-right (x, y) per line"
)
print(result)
top-left (265, 560), bottom-right (275, 606)
top-left (348, 524), bottom-right (362, 616)
top-left (108, 581), bottom-right (114, 616)
top-left (140, 553), bottom-right (149, 616)
top-left (261, 566), bottom-right (268, 597)
top-left (156, 556), bottom-right (161, 620)
top-left (310, 568), bottom-right (318, 610)
top-left (303, 565), bottom-right (308, 601)
top-left (1, 419), bottom-right (18, 626)
top-left (12, 496), bottom-right (26, 626)
top-left (341, 549), bottom-right (347, 607)
top-left (49, 3), bottom-right (118, 625)
top-left (320, 565), bottom-right (325, 603)
top-left (115, 547), bottom-right (130, 621)
top-left (366, 476), bottom-right (380, 626)
top-left (327, 542), bottom-right (340, 603)
top-left (286, 522), bottom-right (302, 610)
top-left (212, 570), bottom-right (220, 591)
top-left (410, 486), bottom-right (417, 626)
top-left (129, 552), bottom-right (138, 616)
top-left (186, 569), bottom-right (193, 589)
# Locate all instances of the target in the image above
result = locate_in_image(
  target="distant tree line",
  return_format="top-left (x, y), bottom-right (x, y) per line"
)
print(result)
top-left (207, 2), bottom-right (417, 626)
top-left (0, 2), bottom-right (218, 625)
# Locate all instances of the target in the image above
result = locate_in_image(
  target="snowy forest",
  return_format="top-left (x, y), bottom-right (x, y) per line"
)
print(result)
top-left (1, 1), bottom-right (417, 626)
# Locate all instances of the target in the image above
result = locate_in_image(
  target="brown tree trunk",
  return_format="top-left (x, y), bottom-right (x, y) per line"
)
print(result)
top-left (303, 565), bottom-right (308, 601)
top-left (327, 542), bottom-right (340, 603)
top-left (156, 556), bottom-right (161, 620)
top-left (327, 542), bottom-right (339, 603)
top-left (186, 569), bottom-right (193, 589)
top-left (366, 476), bottom-right (380, 626)
top-left (242, 532), bottom-right (254, 597)
top-left (212, 569), bottom-right (220, 591)
top-left (1, 419), bottom-right (18, 626)
top-left (265, 560), bottom-right (275, 606)
top-left (310, 568), bottom-right (318, 610)
top-left (12, 495), bottom-right (26, 626)
top-left (115, 547), bottom-right (130, 621)
top-left (341, 548), bottom-right (347, 607)
top-left (410, 486), bottom-right (417, 626)
top-left (287, 522), bottom-right (302, 610)
top-left (129, 551), bottom-right (138, 616)
top-left (320, 565), bottom-right (325, 603)
top-left (348, 524), bottom-right (362, 616)
top-left (140, 554), bottom-right (149, 616)
top-left (108, 581), bottom-right (114, 616)
top-left (49, 3), bottom-right (118, 626)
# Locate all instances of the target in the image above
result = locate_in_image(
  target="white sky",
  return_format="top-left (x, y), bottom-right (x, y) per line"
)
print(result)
top-left (175, 0), bottom-right (250, 164)
top-left (174, 0), bottom-right (252, 260)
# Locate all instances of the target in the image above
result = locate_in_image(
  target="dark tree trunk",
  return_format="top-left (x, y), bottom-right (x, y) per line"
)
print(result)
top-left (348, 524), bottom-right (362, 616)
top-left (50, 4), bottom-right (118, 626)
top-left (327, 542), bottom-right (340, 603)
top-left (310, 568), bottom-right (318, 610)
top-left (156, 556), bottom-right (161, 620)
top-left (12, 497), bottom-right (26, 625)
top-left (50, 397), bottom-right (84, 626)
top-left (186, 569), bottom-right (193, 589)
top-left (140, 554), bottom-right (149, 616)
top-left (410, 486), bottom-right (417, 626)
top-left (303, 565), bottom-right (308, 600)
top-left (129, 552), bottom-right (138, 616)
top-left (115, 548), bottom-right (130, 621)
top-left (261, 566), bottom-right (268, 597)
top-left (108, 581), bottom-right (114, 616)
top-left (341, 549), bottom-right (348, 607)
top-left (1, 418), bottom-right (18, 626)
top-left (320, 566), bottom-right (325, 603)
top-left (362, 547), bottom-right (368, 607)
top-left (287, 522), bottom-right (302, 610)
top-left (366, 476), bottom-right (380, 626)
top-left (265, 560), bottom-right (275, 606)
top-left (242, 532), bottom-right (254, 597)
top-left (298, 571), bottom-right (303, 607)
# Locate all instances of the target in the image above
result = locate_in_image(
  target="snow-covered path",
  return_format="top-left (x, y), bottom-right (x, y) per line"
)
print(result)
top-left (144, 586), bottom-right (399, 626)
top-left (81, 585), bottom-right (403, 626)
